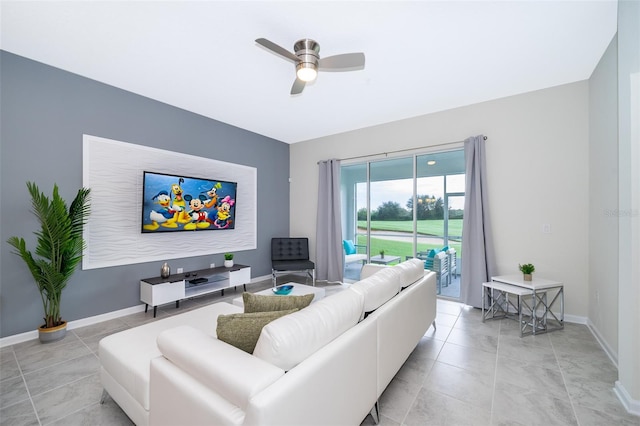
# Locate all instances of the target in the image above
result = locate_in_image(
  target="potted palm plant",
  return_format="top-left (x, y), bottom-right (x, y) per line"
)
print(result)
top-left (7, 182), bottom-right (91, 343)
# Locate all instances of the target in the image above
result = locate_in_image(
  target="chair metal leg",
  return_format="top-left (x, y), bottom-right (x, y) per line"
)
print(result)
top-left (272, 269), bottom-right (277, 287)
top-left (432, 320), bottom-right (437, 331)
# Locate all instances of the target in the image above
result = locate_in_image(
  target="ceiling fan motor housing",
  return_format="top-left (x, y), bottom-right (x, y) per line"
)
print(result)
top-left (294, 38), bottom-right (320, 73)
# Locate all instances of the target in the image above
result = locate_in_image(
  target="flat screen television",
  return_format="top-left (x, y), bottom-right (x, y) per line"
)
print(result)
top-left (141, 171), bottom-right (237, 233)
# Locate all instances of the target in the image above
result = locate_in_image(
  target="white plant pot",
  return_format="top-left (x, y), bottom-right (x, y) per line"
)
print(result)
top-left (224, 260), bottom-right (234, 268)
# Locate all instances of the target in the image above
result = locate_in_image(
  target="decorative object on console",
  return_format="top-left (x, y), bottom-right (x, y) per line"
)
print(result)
top-left (160, 262), bottom-right (171, 278)
top-left (141, 171), bottom-right (237, 233)
top-left (519, 263), bottom-right (535, 281)
top-left (7, 182), bottom-right (91, 343)
top-left (379, 249), bottom-right (385, 259)
top-left (224, 252), bottom-right (234, 268)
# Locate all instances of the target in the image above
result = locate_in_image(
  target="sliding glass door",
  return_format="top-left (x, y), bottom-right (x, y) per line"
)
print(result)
top-left (369, 157), bottom-right (414, 264)
top-left (341, 149), bottom-right (464, 299)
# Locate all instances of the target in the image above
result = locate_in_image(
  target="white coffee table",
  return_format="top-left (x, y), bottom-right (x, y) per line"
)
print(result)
top-left (232, 283), bottom-right (326, 308)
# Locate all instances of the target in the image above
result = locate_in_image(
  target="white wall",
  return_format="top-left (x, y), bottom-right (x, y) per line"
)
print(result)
top-left (291, 81), bottom-right (590, 317)
top-left (615, 0), bottom-right (640, 413)
top-left (588, 35), bottom-right (619, 358)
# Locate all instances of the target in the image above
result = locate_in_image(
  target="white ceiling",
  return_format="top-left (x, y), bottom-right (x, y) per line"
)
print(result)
top-left (0, 1), bottom-right (617, 144)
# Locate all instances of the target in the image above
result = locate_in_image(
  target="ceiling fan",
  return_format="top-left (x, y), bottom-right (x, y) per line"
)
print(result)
top-left (255, 38), bottom-right (365, 95)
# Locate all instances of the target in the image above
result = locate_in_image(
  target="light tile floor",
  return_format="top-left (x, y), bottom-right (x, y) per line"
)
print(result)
top-left (1, 278), bottom-right (638, 426)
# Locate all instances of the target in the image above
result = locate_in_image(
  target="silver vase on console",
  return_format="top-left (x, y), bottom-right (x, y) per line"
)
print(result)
top-left (160, 262), bottom-right (171, 279)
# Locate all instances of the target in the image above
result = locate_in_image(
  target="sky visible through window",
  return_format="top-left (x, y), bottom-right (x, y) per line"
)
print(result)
top-left (357, 174), bottom-right (465, 211)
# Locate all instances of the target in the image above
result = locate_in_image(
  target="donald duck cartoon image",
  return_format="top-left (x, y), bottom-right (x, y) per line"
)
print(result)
top-left (142, 191), bottom-right (178, 231)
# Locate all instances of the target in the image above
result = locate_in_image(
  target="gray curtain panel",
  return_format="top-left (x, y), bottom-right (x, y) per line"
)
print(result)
top-left (461, 135), bottom-right (496, 308)
top-left (316, 159), bottom-right (344, 282)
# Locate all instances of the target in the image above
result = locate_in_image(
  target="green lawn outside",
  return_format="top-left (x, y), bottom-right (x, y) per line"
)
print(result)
top-left (357, 219), bottom-right (462, 238)
top-left (354, 222), bottom-right (463, 262)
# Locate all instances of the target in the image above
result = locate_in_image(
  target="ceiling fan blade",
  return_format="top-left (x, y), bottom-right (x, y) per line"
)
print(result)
top-left (318, 53), bottom-right (365, 71)
top-left (255, 38), bottom-right (300, 63)
top-left (290, 78), bottom-right (306, 95)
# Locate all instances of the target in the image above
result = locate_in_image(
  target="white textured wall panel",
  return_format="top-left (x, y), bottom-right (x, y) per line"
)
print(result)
top-left (82, 135), bottom-right (257, 269)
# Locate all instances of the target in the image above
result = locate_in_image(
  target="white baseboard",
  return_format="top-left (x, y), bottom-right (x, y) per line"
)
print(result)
top-left (586, 318), bottom-right (618, 367)
top-left (0, 304), bottom-right (146, 348)
top-left (614, 381), bottom-right (640, 417)
top-left (0, 276), bottom-right (271, 348)
top-left (562, 314), bottom-right (620, 365)
top-left (564, 314), bottom-right (586, 324)
top-left (0, 330), bottom-right (39, 348)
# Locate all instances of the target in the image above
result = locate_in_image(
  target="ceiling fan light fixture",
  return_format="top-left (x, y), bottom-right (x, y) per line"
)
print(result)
top-left (256, 37), bottom-right (365, 94)
top-left (296, 63), bottom-right (318, 82)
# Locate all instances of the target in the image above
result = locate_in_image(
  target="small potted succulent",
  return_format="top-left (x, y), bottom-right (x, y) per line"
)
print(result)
top-left (519, 263), bottom-right (535, 281)
top-left (379, 249), bottom-right (385, 259)
top-left (224, 252), bottom-right (234, 268)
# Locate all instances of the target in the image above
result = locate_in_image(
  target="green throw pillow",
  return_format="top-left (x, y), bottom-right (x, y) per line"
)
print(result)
top-left (242, 292), bottom-right (314, 313)
top-left (216, 309), bottom-right (297, 353)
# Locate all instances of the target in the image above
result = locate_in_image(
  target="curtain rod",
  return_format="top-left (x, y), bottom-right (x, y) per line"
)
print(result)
top-left (318, 136), bottom-right (487, 164)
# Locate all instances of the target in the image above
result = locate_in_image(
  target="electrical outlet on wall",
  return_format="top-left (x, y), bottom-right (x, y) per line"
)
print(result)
top-left (210, 263), bottom-right (215, 269)
top-left (177, 267), bottom-right (184, 274)
top-left (542, 224), bottom-right (551, 234)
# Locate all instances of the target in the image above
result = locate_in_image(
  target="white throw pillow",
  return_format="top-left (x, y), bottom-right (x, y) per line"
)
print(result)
top-left (253, 289), bottom-right (364, 371)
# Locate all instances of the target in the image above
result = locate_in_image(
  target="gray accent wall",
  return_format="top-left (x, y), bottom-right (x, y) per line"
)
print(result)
top-left (0, 51), bottom-right (290, 337)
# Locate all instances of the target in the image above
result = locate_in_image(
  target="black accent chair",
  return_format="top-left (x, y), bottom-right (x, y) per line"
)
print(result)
top-left (271, 237), bottom-right (315, 287)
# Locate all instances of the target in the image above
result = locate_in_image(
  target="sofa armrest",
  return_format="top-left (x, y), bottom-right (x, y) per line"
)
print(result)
top-left (155, 325), bottom-right (285, 410)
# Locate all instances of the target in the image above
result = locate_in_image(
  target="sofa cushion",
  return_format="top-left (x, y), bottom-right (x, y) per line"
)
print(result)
top-left (253, 289), bottom-right (364, 371)
top-left (394, 259), bottom-right (426, 289)
top-left (349, 267), bottom-right (402, 318)
top-left (242, 292), bottom-right (314, 313)
top-left (360, 263), bottom-right (388, 280)
top-left (217, 309), bottom-right (298, 353)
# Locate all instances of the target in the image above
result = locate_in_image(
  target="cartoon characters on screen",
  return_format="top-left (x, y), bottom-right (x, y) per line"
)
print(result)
top-left (183, 194), bottom-right (211, 230)
top-left (170, 178), bottom-right (192, 224)
top-left (142, 190), bottom-right (179, 231)
top-left (213, 195), bottom-right (235, 229)
top-left (144, 178), bottom-right (235, 231)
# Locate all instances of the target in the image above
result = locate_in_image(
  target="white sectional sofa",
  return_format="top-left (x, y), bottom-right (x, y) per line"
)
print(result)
top-left (99, 259), bottom-right (437, 425)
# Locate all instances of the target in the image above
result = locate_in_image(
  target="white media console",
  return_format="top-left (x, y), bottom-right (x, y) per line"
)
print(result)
top-left (140, 264), bottom-right (251, 317)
